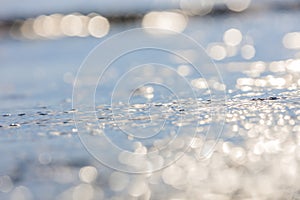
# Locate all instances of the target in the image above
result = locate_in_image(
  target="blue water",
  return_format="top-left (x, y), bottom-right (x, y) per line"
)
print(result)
top-left (1, 4), bottom-right (300, 200)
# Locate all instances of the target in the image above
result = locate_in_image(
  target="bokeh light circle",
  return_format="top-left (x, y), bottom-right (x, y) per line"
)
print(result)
top-left (73, 28), bottom-right (226, 173)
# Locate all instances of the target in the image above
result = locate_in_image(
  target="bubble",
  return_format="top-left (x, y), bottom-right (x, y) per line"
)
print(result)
top-left (283, 32), bottom-right (300, 49)
top-left (60, 14), bottom-right (83, 36)
top-left (250, 61), bottom-right (266, 76)
top-left (241, 45), bottom-right (255, 60)
top-left (33, 14), bottom-right (63, 38)
top-left (223, 28), bottom-right (243, 46)
top-left (20, 19), bottom-right (36, 39)
top-left (191, 78), bottom-right (208, 89)
top-left (88, 16), bottom-right (110, 38)
top-left (208, 44), bottom-right (227, 60)
top-left (33, 15), bottom-right (47, 37)
top-left (142, 11), bottom-right (188, 33)
top-left (177, 65), bottom-right (191, 76)
top-left (226, 0), bottom-right (251, 12)
top-left (79, 166), bottom-right (98, 183)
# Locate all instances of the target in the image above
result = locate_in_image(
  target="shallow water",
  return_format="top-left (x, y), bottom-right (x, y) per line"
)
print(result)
top-left (1, 59), bottom-right (300, 199)
top-left (1, 6), bottom-right (300, 200)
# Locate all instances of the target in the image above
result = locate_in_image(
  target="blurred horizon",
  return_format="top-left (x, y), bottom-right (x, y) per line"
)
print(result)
top-left (0, 0), bottom-right (300, 21)
top-left (1, 0), bottom-right (300, 42)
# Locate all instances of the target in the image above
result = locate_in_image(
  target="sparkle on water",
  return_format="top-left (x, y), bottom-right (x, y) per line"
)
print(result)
top-left (1, 58), bottom-right (300, 199)
top-left (2, 2), bottom-right (300, 199)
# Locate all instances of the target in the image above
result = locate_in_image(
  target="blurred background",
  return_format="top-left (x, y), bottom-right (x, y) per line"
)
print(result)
top-left (1, 1), bottom-right (300, 200)
top-left (1, 0), bottom-right (300, 109)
